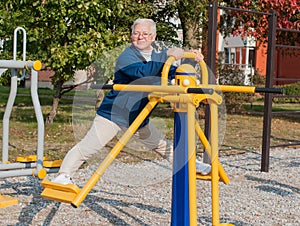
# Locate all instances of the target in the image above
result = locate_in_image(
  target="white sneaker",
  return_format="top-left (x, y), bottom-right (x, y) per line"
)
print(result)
top-left (51, 173), bottom-right (73, 185)
top-left (196, 160), bottom-right (211, 175)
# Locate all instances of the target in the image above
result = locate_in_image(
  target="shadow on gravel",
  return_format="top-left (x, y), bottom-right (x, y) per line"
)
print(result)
top-left (221, 149), bottom-right (299, 172)
top-left (0, 176), bottom-right (57, 226)
top-left (198, 216), bottom-right (253, 226)
top-left (245, 175), bottom-right (300, 196)
top-left (1, 177), bottom-right (169, 226)
top-left (83, 192), bottom-right (169, 226)
top-left (220, 151), bottom-right (263, 172)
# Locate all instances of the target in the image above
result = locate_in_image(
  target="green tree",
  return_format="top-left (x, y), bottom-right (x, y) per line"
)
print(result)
top-left (0, 0), bottom-right (211, 123)
top-left (0, 0), bottom-right (159, 123)
top-left (175, 0), bottom-right (208, 49)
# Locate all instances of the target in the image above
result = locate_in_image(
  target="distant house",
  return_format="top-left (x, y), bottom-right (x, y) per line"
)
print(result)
top-left (270, 47), bottom-right (300, 85)
top-left (26, 69), bottom-right (89, 90)
top-left (218, 33), bottom-right (300, 86)
top-left (25, 69), bottom-right (55, 89)
top-left (218, 34), bottom-right (256, 84)
top-left (217, 9), bottom-right (300, 86)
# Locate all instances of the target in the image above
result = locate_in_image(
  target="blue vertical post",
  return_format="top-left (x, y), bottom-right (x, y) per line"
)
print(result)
top-left (171, 64), bottom-right (198, 225)
top-left (171, 112), bottom-right (190, 226)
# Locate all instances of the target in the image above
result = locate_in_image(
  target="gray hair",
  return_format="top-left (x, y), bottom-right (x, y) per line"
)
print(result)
top-left (131, 18), bottom-right (156, 35)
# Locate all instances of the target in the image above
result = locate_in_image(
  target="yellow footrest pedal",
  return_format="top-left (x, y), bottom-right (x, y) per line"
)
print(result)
top-left (16, 155), bottom-right (49, 163)
top-left (16, 155), bottom-right (62, 168)
top-left (196, 172), bottom-right (213, 181)
top-left (41, 179), bottom-right (81, 203)
top-left (0, 195), bottom-right (18, 208)
top-left (43, 160), bottom-right (62, 168)
top-left (196, 172), bottom-right (227, 184)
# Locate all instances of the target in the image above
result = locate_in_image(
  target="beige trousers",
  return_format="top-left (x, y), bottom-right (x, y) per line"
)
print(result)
top-left (59, 114), bottom-right (173, 176)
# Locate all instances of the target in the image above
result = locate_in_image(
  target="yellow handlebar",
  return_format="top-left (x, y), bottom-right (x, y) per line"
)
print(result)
top-left (161, 52), bottom-right (208, 86)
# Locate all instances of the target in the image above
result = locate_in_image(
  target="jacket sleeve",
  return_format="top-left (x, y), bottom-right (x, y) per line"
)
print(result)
top-left (114, 47), bottom-right (176, 83)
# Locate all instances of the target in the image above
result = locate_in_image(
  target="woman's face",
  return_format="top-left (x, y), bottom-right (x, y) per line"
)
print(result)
top-left (131, 23), bottom-right (156, 51)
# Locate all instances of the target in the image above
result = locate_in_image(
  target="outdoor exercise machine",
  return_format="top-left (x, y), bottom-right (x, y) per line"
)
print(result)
top-left (0, 27), bottom-right (61, 208)
top-left (41, 52), bottom-right (282, 225)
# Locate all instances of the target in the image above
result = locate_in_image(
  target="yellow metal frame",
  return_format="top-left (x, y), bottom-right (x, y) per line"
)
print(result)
top-left (41, 52), bottom-right (261, 225)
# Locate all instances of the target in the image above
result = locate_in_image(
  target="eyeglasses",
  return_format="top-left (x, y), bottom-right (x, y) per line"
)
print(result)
top-left (132, 32), bottom-right (152, 38)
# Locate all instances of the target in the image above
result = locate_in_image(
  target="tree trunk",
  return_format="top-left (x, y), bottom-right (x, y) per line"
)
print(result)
top-left (46, 80), bottom-right (64, 125)
top-left (177, 0), bottom-right (202, 49)
top-left (183, 21), bottom-right (199, 48)
top-left (175, 0), bottom-right (210, 50)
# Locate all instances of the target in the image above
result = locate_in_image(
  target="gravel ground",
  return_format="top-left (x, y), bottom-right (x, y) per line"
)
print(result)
top-left (0, 147), bottom-right (299, 226)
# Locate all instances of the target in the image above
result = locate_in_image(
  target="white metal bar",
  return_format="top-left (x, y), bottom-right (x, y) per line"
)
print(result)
top-left (31, 69), bottom-right (45, 175)
top-left (2, 76), bottom-right (18, 163)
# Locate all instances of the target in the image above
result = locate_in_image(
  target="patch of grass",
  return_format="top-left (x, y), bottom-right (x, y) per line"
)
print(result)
top-left (0, 86), bottom-right (75, 106)
top-left (0, 86), bottom-right (75, 161)
top-left (244, 102), bottom-right (300, 112)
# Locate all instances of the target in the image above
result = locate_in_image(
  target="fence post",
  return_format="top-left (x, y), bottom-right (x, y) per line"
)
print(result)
top-left (204, 1), bottom-right (218, 164)
top-left (261, 11), bottom-right (277, 172)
